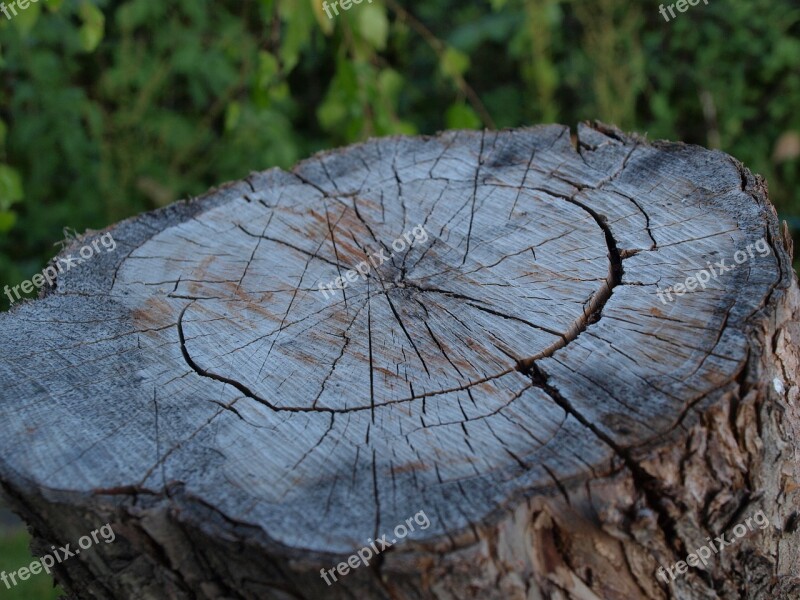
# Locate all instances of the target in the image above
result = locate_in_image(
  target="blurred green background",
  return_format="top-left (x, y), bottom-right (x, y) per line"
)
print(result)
top-left (0, 0), bottom-right (798, 596)
top-left (0, 519), bottom-right (61, 599)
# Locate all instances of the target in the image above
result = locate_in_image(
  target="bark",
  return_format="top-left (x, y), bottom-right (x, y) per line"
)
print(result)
top-left (0, 123), bottom-right (798, 600)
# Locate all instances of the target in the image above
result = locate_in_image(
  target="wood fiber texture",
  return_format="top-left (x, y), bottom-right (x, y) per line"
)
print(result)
top-left (0, 123), bottom-right (798, 599)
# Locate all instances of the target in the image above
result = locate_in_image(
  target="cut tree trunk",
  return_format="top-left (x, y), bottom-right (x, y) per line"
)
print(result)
top-left (1, 123), bottom-right (798, 600)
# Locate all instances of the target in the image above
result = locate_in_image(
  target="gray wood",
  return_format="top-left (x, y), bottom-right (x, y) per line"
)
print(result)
top-left (1, 123), bottom-right (798, 599)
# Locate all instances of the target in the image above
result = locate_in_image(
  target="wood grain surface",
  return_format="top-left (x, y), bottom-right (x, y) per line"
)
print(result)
top-left (0, 123), bottom-right (798, 599)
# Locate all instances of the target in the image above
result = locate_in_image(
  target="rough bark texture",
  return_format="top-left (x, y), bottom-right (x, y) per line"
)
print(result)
top-left (0, 123), bottom-right (798, 600)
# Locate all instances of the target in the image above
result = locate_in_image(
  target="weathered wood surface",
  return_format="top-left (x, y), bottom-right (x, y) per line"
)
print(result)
top-left (0, 123), bottom-right (798, 599)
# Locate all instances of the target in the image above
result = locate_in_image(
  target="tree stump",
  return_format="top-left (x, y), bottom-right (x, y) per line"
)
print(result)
top-left (1, 123), bottom-right (799, 600)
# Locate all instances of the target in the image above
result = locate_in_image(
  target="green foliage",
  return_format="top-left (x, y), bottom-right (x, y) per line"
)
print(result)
top-left (0, 0), bottom-right (798, 312)
top-left (0, 528), bottom-right (61, 599)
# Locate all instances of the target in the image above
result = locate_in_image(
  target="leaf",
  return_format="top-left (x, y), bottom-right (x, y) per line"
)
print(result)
top-left (357, 3), bottom-right (389, 50)
top-left (256, 51), bottom-right (280, 89)
top-left (224, 102), bottom-right (241, 133)
top-left (317, 59), bottom-right (359, 133)
top-left (440, 47), bottom-right (470, 80)
top-left (0, 210), bottom-right (16, 233)
top-left (311, 0), bottom-right (334, 35)
top-left (0, 165), bottom-right (23, 210)
top-left (78, 1), bottom-right (105, 53)
top-left (280, 0), bottom-right (315, 73)
top-left (11, 0), bottom-right (41, 36)
top-left (394, 121), bottom-right (417, 136)
top-left (377, 68), bottom-right (403, 98)
top-left (445, 102), bottom-right (481, 129)
top-left (44, 0), bottom-right (65, 11)
top-left (317, 94), bottom-right (349, 131)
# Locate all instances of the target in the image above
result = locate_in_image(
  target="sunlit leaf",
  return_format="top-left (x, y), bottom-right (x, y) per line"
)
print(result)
top-left (11, 0), bottom-right (41, 36)
top-left (225, 102), bottom-right (241, 133)
top-left (311, 0), bottom-right (334, 35)
top-left (0, 165), bottom-right (23, 210)
top-left (440, 46), bottom-right (470, 80)
top-left (78, 1), bottom-right (105, 53)
top-left (357, 3), bottom-right (389, 50)
top-left (377, 68), bottom-right (403, 97)
top-left (281, 0), bottom-right (314, 72)
top-left (257, 51), bottom-right (280, 89)
top-left (445, 102), bottom-right (481, 129)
